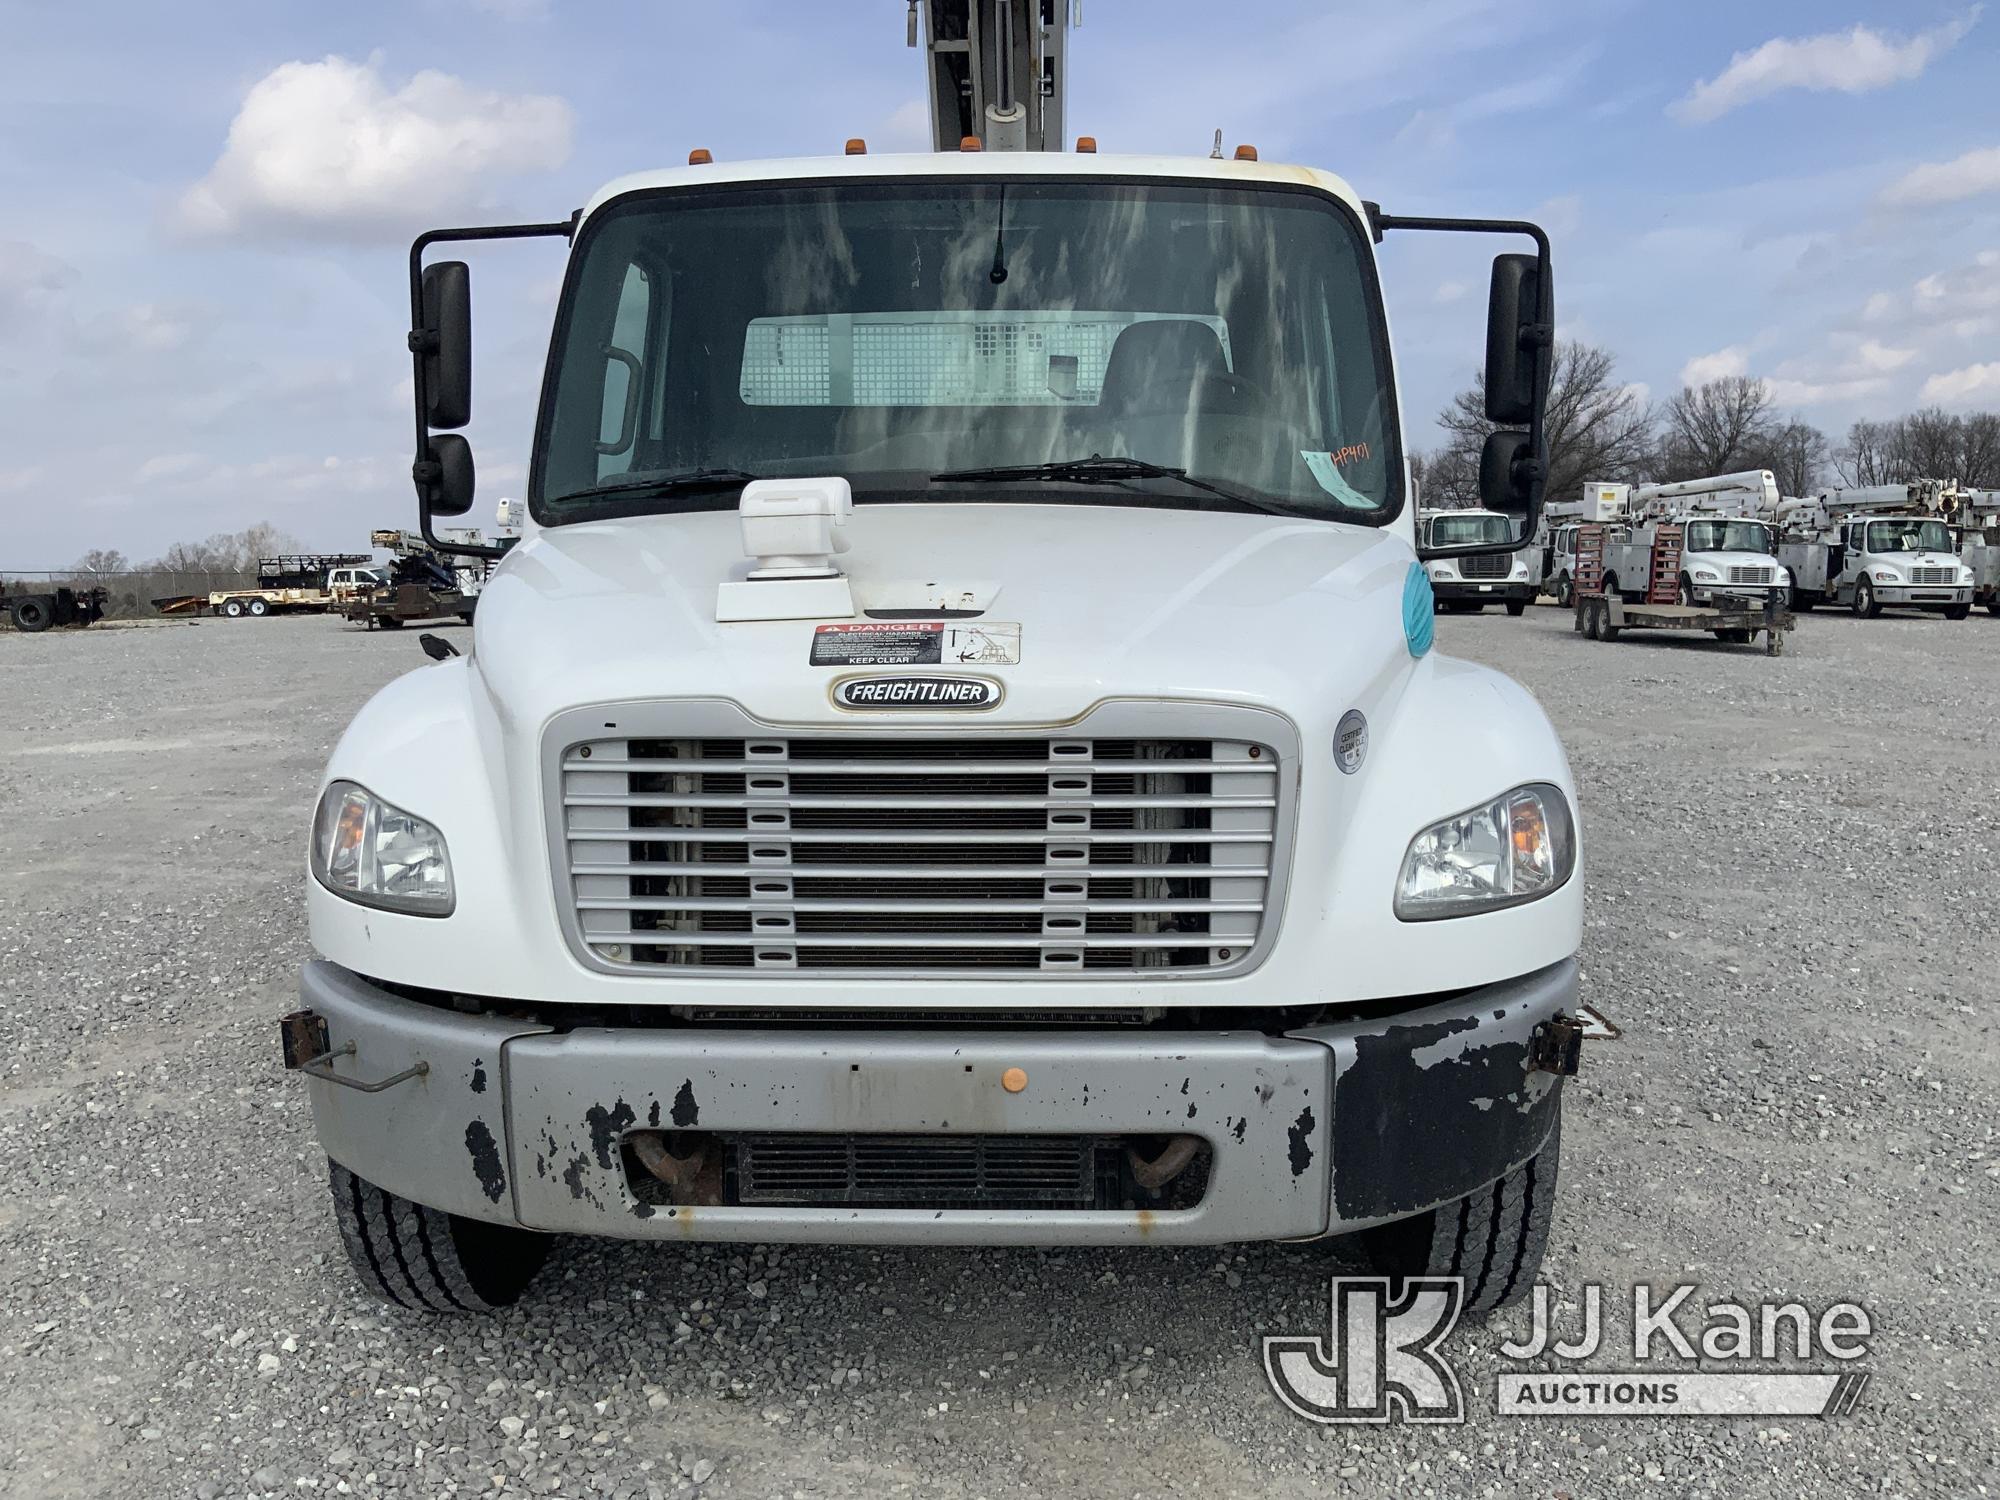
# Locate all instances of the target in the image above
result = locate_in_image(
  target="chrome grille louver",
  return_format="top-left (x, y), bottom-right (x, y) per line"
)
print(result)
top-left (548, 704), bottom-right (1293, 979)
top-left (1726, 565), bottom-right (1775, 584)
top-left (1908, 566), bottom-right (1954, 585)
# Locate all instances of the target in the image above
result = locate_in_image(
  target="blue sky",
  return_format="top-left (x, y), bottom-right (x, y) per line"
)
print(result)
top-left (3, 0), bottom-right (1996, 564)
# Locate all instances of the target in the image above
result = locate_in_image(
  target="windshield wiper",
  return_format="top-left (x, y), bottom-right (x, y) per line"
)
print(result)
top-left (556, 468), bottom-right (762, 505)
top-left (929, 455), bottom-right (1300, 517)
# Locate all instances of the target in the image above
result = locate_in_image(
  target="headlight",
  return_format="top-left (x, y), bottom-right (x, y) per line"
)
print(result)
top-left (1429, 563), bottom-right (1455, 580)
top-left (311, 780), bottom-right (454, 916)
top-left (1873, 569), bottom-right (1897, 582)
top-left (1395, 782), bottom-right (1575, 921)
top-left (1694, 569), bottom-right (1718, 581)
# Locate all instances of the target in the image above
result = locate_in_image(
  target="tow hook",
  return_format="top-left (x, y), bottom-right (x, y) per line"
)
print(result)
top-left (279, 1009), bottom-right (429, 1094)
top-left (1527, 1014), bottom-right (1584, 1077)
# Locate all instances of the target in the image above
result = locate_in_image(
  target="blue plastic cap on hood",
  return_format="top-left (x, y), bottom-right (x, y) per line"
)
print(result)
top-left (1403, 562), bottom-right (1434, 657)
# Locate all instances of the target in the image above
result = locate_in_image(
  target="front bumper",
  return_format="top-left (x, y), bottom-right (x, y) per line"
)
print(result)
top-left (293, 958), bottom-right (1575, 1246)
top-left (1432, 579), bottom-right (1535, 605)
top-left (1872, 584), bottom-right (1970, 606)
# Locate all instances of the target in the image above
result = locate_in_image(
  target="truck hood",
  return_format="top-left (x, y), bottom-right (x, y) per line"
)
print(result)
top-left (473, 503), bottom-right (1419, 730)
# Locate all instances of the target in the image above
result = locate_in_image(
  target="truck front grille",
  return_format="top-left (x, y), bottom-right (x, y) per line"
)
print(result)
top-left (1908, 566), bottom-right (1954, 585)
top-left (555, 730), bottom-right (1283, 977)
top-left (1459, 553), bottom-right (1510, 579)
top-left (1726, 565), bottom-right (1775, 584)
top-left (732, 1132), bottom-right (1112, 1208)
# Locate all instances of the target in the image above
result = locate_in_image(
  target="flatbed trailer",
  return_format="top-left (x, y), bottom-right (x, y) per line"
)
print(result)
top-left (153, 554), bottom-right (371, 618)
top-left (1571, 523), bottom-right (1793, 653)
top-left (1574, 592), bottom-right (1792, 653)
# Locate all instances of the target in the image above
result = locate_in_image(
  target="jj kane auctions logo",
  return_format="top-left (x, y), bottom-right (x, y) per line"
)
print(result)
top-left (1264, 1278), bottom-right (1873, 1424)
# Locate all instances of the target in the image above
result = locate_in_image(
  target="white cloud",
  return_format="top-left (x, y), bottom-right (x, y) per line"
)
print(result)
top-left (1681, 346), bottom-right (1749, 385)
top-left (77, 303), bottom-right (203, 355)
top-left (135, 453), bottom-right (211, 485)
top-left (0, 240), bottom-right (74, 329)
top-left (1670, 10), bottom-right (1979, 123)
top-left (1920, 361), bottom-right (2000, 404)
top-left (1853, 339), bottom-right (1916, 373)
top-left (1880, 144), bottom-right (2000, 206)
top-left (175, 55), bottom-right (573, 242)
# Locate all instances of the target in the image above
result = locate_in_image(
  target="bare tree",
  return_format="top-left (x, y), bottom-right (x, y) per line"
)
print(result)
top-left (1760, 420), bottom-right (1828, 497)
top-left (1833, 409), bottom-right (2000, 488)
top-left (73, 547), bottom-right (129, 578)
top-left (1431, 342), bottom-right (1654, 509)
top-left (1895, 407), bottom-right (1966, 482)
top-left (1834, 419), bottom-right (1893, 486)
top-left (1959, 412), bottom-right (2000, 487)
top-left (1657, 375), bottom-right (1779, 478)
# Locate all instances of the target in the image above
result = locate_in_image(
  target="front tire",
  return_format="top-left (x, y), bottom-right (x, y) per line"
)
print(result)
top-left (1505, 599), bottom-right (1527, 617)
top-left (328, 1161), bottom-right (549, 1313)
top-left (1853, 578), bottom-right (1881, 618)
top-left (1356, 1106), bottom-right (1561, 1318)
top-left (247, 597), bottom-right (269, 617)
top-left (223, 599), bottom-right (246, 618)
top-left (1677, 574), bottom-right (1696, 607)
top-left (1943, 601), bottom-right (1970, 620)
top-left (1553, 572), bottom-right (1572, 608)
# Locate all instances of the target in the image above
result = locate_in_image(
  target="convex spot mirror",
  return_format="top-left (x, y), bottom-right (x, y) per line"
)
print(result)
top-left (1479, 430), bottom-right (1541, 517)
top-left (420, 434), bottom-right (476, 518)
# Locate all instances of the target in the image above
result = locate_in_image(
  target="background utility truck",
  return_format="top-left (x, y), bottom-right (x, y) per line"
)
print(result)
top-left (1773, 484), bottom-right (1973, 618)
top-left (1947, 486), bottom-right (2000, 616)
top-left (282, 0), bottom-right (1584, 1318)
top-left (1539, 481), bottom-right (1628, 606)
top-left (1597, 471), bottom-right (1790, 609)
top-left (1418, 508), bottom-right (1537, 614)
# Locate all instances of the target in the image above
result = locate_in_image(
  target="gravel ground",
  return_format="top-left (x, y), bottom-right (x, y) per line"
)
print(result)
top-left (1, 609), bottom-right (1994, 1499)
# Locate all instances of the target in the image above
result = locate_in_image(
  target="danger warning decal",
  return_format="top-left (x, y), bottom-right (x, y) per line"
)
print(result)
top-left (810, 621), bottom-right (1021, 667)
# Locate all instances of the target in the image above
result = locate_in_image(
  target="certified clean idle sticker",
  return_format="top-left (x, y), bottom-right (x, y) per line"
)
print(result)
top-left (810, 621), bottom-right (1021, 667)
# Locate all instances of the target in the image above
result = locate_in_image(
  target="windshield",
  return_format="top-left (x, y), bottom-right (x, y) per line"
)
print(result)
top-left (535, 179), bottom-right (1400, 523)
top-left (1865, 519), bottom-right (1953, 553)
top-left (1428, 513), bottom-right (1511, 547)
top-left (1684, 519), bottom-right (1772, 553)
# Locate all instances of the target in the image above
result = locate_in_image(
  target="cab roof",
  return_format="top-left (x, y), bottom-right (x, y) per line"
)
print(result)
top-left (580, 152), bottom-right (1368, 226)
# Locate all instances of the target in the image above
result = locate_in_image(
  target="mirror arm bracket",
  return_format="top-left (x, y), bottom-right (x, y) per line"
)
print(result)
top-left (407, 211), bottom-right (580, 560)
top-left (1367, 204), bottom-right (1555, 557)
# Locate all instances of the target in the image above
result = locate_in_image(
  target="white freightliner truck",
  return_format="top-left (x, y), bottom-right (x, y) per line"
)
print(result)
top-left (1952, 487), bottom-right (2000, 615)
top-left (283, 2), bottom-right (1584, 1317)
top-left (1773, 483), bottom-right (1973, 617)
top-left (1597, 471), bottom-right (1790, 608)
top-left (1418, 509), bottom-right (1537, 614)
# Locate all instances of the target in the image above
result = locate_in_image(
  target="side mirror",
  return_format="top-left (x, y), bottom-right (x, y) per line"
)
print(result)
top-left (418, 434), bottom-right (477, 517)
top-left (1484, 253), bottom-right (1549, 425)
top-left (1480, 430), bottom-right (1541, 517)
top-left (420, 262), bottom-right (472, 430)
